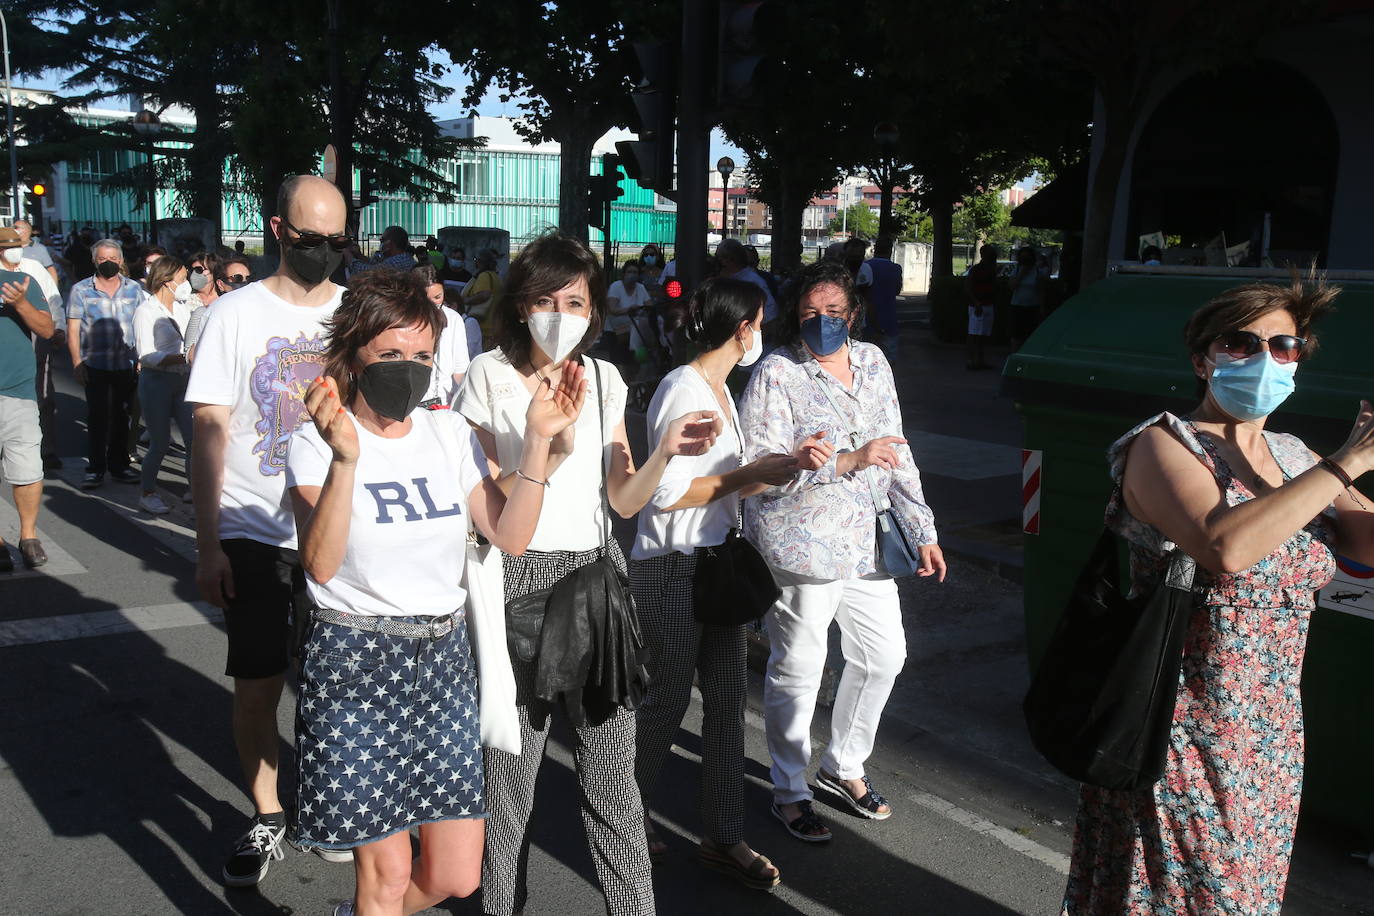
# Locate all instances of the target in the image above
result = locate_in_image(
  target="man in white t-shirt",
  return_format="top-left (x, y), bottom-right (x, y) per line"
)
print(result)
top-left (186, 175), bottom-right (350, 887)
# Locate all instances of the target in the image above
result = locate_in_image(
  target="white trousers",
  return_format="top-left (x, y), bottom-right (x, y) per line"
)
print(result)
top-left (763, 568), bottom-right (906, 804)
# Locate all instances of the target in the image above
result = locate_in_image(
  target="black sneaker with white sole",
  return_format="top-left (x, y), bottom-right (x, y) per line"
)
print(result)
top-left (222, 816), bottom-right (287, 887)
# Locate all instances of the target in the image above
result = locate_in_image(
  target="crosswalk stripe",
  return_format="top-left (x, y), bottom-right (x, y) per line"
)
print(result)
top-left (0, 601), bottom-right (221, 648)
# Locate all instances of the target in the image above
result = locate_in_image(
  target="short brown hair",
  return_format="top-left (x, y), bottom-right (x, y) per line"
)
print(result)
top-left (1184, 271), bottom-right (1338, 360)
top-left (323, 268), bottom-right (445, 405)
top-left (492, 231), bottom-right (604, 368)
top-left (144, 255), bottom-right (185, 294)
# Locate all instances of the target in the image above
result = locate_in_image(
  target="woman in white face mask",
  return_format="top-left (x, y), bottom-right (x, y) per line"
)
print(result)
top-left (131, 255), bottom-right (194, 515)
top-left (455, 230), bottom-right (719, 916)
top-left (630, 278), bottom-right (799, 889)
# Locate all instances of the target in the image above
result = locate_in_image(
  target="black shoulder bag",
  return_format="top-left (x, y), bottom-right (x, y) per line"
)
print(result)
top-left (692, 395), bottom-right (781, 626)
top-left (1022, 528), bottom-right (1195, 790)
top-left (503, 360), bottom-right (648, 690)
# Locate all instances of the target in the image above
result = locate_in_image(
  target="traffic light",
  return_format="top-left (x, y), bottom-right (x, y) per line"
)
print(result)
top-left (616, 41), bottom-right (677, 192)
top-left (716, 1), bottom-right (776, 110)
top-left (25, 179), bottom-right (48, 232)
top-left (586, 174), bottom-right (625, 233)
top-left (355, 168), bottom-right (379, 209)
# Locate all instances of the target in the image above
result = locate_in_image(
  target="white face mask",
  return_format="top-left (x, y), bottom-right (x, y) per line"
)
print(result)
top-left (172, 280), bottom-right (193, 302)
top-left (1, 247), bottom-right (22, 266)
top-left (526, 311), bottom-right (590, 365)
top-left (737, 326), bottom-right (763, 367)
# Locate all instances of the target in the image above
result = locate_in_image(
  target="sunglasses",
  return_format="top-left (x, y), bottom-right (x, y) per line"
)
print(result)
top-left (281, 217), bottom-right (353, 251)
top-left (1214, 330), bottom-right (1307, 364)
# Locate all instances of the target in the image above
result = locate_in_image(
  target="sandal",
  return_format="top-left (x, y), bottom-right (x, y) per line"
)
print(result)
top-left (770, 800), bottom-right (832, 843)
top-left (816, 770), bottom-right (892, 821)
top-left (698, 840), bottom-right (781, 891)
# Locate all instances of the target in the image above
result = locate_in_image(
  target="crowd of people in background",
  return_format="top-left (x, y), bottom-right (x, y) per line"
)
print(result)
top-left (0, 176), bottom-right (1341, 916)
top-left (0, 176), bottom-right (949, 916)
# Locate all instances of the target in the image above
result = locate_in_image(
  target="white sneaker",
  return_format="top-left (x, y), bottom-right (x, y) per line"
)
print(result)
top-left (332, 902), bottom-right (356, 916)
top-left (138, 492), bottom-right (171, 515)
top-left (314, 847), bottom-right (353, 863)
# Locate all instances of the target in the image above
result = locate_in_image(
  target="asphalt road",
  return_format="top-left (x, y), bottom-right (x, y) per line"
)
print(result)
top-left (2, 319), bottom-right (1373, 915)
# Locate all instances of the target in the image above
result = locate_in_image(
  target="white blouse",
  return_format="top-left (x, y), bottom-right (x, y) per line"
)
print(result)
top-left (632, 365), bottom-right (741, 560)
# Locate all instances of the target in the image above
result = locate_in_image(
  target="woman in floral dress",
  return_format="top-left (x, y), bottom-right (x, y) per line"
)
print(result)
top-left (1064, 277), bottom-right (1374, 914)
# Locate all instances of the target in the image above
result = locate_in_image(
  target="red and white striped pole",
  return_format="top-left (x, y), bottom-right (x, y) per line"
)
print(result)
top-left (1022, 449), bottom-right (1042, 535)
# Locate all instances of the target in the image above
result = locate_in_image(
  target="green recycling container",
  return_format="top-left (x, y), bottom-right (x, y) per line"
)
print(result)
top-left (1005, 268), bottom-right (1374, 840)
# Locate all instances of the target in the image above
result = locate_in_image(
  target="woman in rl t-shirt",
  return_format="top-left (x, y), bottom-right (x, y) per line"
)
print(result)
top-left (285, 268), bottom-right (586, 916)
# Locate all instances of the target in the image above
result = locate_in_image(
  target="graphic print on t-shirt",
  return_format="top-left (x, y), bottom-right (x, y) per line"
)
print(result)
top-left (249, 330), bottom-right (329, 475)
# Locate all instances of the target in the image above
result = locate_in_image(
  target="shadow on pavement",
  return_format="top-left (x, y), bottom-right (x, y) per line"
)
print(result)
top-left (0, 562), bottom-right (300, 913)
top-left (428, 719), bottom-right (1016, 916)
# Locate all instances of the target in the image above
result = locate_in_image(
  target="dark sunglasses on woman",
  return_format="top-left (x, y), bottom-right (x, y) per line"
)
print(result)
top-left (1213, 330), bottom-right (1307, 364)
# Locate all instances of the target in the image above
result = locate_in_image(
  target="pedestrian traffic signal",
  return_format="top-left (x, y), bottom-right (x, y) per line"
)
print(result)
top-left (31, 182), bottom-right (46, 198)
top-left (716, 1), bottom-right (776, 109)
top-left (616, 40), bottom-right (677, 192)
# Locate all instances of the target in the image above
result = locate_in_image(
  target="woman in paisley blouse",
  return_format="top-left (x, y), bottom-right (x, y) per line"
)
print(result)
top-left (739, 258), bottom-right (945, 844)
top-left (1064, 277), bottom-right (1374, 914)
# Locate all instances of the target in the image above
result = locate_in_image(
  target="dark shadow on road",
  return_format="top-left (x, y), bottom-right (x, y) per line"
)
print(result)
top-left (0, 568), bottom-right (300, 914)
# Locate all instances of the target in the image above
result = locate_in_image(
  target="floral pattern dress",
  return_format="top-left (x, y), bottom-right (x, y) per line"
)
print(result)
top-left (1063, 412), bottom-right (1337, 915)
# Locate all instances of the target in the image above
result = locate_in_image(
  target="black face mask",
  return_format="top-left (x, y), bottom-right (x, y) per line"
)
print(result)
top-left (356, 360), bottom-right (431, 422)
top-left (96, 260), bottom-right (121, 279)
top-left (283, 238), bottom-right (343, 286)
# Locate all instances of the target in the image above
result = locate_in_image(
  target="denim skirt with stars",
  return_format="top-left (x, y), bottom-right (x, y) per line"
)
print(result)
top-left (294, 613), bottom-right (485, 850)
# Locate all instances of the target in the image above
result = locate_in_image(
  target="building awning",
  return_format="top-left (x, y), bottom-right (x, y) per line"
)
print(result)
top-left (1010, 159), bottom-right (1087, 231)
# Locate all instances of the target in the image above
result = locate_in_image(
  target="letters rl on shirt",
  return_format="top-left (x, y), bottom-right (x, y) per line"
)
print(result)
top-left (364, 478), bottom-right (463, 524)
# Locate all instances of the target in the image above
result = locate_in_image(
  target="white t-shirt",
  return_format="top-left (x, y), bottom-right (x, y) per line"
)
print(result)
top-left (456, 352), bottom-right (626, 552)
top-left (632, 365), bottom-right (741, 560)
top-left (286, 408), bottom-right (489, 617)
top-left (17, 256), bottom-right (61, 322)
top-left (185, 281), bottom-right (342, 548)
top-left (133, 294), bottom-right (193, 374)
top-left (606, 280), bottom-right (650, 333)
top-left (435, 305), bottom-right (473, 406)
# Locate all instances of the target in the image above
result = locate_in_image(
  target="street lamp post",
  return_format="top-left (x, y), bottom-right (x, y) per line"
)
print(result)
top-left (716, 156), bottom-right (735, 241)
top-left (0, 9), bottom-right (18, 221)
top-left (132, 108), bottom-right (161, 243)
top-left (873, 121), bottom-right (901, 239)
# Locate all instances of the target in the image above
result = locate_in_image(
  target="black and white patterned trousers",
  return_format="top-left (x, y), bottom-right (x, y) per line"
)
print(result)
top-left (631, 550), bottom-right (748, 847)
top-left (481, 544), bottom-right (655, 916)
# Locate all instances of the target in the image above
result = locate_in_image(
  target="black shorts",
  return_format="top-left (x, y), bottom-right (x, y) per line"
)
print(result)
top-left (221, 538), bottom-right (309, 680)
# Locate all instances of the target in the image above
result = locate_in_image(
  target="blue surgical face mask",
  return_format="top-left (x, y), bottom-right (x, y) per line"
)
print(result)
top-left (1207, 351), bottom-right (1298, 421)
top-left (643, 254), bottom-right (657, 266)
top-left (800, 314), bottom-right (849, 357)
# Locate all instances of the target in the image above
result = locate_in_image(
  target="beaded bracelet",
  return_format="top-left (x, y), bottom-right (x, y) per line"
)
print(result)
top-left (515, 468), bottom-right (550, 487)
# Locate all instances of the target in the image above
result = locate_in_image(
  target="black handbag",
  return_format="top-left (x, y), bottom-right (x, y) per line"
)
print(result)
top-left (810, 369), bottom-right (921, 578)
top-left (503, 360), bottom-right (644, 672)
top-left (1022, 528), bottom-right (1196, 791)
top-left (693, 400), bottom-right (780, 625)
top-left (694, 530), bottom-right (779, 625)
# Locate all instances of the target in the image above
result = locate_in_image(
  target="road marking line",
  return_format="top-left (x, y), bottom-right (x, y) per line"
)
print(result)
top-left (714, 696), bottom-right (1069, 877)
top-left (905, 788), bottom-right (1070, 875)
top-left (0, 601), bottom-right (221, 648)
